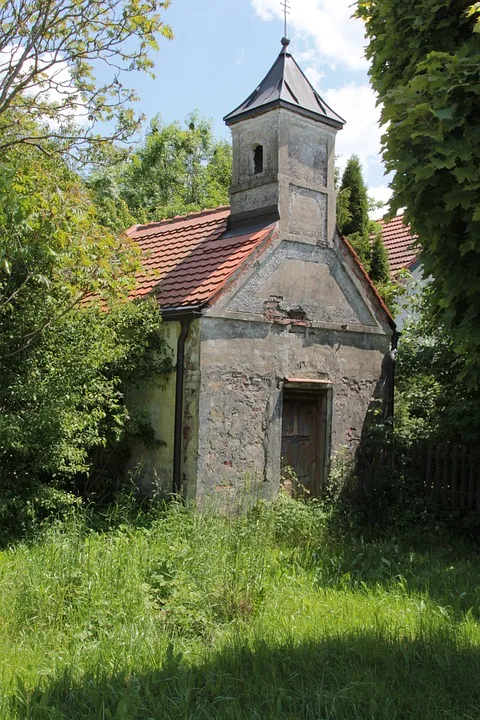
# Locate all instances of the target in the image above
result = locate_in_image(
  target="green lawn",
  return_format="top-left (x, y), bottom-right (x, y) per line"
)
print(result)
top-left (1, 497), bottom-right (480, 719)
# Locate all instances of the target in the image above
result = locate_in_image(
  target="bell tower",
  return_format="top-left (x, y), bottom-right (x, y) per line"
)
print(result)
top-left (224, 38), bottom-right (345, 246)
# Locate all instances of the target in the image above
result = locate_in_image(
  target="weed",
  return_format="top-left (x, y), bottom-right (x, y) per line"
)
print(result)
top-left (0, 497), bottom-right (479, 718)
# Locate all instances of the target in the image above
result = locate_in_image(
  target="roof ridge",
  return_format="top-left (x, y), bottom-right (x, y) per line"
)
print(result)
top-left (128, 205), bottom-right (230, 234)
top-left (140, 220), bottom-right (224, 240)
top-left (375, 212), bottom-right (406, 224)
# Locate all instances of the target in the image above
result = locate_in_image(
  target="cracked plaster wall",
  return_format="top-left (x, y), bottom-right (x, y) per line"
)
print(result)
top-left (225, 241), bottom-right (377, 327)
top-left (230, 109), bottom-right (337, 245)
top-left (195, 315), bottom-right (391, 506)
top-left (127, 320), bottom-right (179, 497)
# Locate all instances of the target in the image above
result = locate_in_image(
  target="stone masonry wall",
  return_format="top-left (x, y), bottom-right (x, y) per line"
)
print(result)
top-left (195, 315), bottom-right (390, 506)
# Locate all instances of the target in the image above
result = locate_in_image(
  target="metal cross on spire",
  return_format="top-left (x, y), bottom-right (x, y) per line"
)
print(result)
top-left (281, 0), bottom-right (291, 39)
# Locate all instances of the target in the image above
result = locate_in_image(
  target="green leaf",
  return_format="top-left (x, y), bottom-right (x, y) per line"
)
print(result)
top-left (434, 106), bottom-right (457, 120)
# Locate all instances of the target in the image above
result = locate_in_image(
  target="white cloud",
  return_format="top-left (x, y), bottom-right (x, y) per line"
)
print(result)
top-left (368, 185), bottom-right (393, 219)
top-left (303, 65), bottom-right (325, 89)
top-left (324, 83), bottom-right (384, 184)
top-left (250, 0), bottom-right (391, 188)
top-left (251, 0), bottom-right (367, 71)
top-left (0, 44), bottom-right (86, 125)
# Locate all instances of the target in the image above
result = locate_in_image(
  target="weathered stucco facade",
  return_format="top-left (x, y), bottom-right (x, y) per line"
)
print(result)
top-left (193, 248), bottom-right (392, 505)
top-left (126, 38), bottom-right (395, 505)
top-left (127, 320), bottom-right (179, 493)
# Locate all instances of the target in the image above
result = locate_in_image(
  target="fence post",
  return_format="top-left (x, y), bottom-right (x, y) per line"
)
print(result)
top-left (460, 446), bottom-right (467, 510)
top-left (451, 444), bottom-right (458, 507)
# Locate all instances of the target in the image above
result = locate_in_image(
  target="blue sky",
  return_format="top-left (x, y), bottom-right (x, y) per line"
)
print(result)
top-left (129, 0), bottom-right (391, 207)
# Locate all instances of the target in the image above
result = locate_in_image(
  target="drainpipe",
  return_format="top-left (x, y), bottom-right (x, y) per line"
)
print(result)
top-left (389, 330), bottom-right (400, 420)
top-left (173, 317), bottom-right (191, 495)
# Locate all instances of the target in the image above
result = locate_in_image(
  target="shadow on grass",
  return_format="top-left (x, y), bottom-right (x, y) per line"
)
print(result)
top-left (0, 493), bottom-right (169, 550)
top-left (306, 517), bottom-right (480, 624)
top-left (10, 632), bottom-right (480, 720)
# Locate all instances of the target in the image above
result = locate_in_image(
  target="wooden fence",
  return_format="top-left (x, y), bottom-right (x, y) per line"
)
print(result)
top-left (409, 442), bottom-right (480, 510)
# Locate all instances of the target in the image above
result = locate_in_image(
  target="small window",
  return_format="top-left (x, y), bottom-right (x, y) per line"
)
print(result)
top-left (253, 145), bottom-right (264, 174)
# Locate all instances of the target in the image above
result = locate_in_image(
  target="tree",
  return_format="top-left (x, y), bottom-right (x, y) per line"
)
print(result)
top-left (334, 164), bottom-right (352, 232)
top-left (89, 114), bottom-right (232, 226)
top-left (339, 155), bottom-right (369, 237)
top-left (0, 3), bottom-right (175, 528)
top-left (370, 224), bottom-right (390, 285)
top-left (0, 144), bottom-right (173, 530)
top-left (338, 155), bottom-right (371, 272)
top-left (0, 0), bottom-right (172, 160)
top-left (395, 286), bottom-right (480, 445)
top-left (0, 144), bottom-right (139, 354)
top-left (357, 0), bottom-right (480, 383)
top-left (86, 167), bottom-right (137, 233)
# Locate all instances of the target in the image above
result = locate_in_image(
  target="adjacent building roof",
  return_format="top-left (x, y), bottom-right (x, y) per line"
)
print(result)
top-left (224, 38), bottom-right (345, 129)
top-left (377, 213), bottom-right (419, 275)
top-left (125, 207), bottom-right (276, 310)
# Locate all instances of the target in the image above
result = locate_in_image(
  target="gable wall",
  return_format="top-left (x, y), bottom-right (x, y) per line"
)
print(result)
top-left (194, 223), bottom-right (393, 504)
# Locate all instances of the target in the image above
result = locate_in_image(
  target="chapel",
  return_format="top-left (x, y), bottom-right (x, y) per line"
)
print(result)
top-left (126, 38), bottom-right (396, 505)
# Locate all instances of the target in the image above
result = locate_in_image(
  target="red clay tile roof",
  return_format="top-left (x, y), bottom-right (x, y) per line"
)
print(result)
top-left (376, 213), bottom-right (419, 275)
top-left (125, 205), bottom-right (394, 328)
top-left (125, 206), bottom-right (276, 309)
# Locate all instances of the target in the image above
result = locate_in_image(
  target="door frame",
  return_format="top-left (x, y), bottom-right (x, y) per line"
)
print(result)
top-left (280, 378), bottom-right (333, 498)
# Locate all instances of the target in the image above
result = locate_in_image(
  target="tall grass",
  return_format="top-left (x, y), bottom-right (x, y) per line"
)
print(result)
top-left (0, 495), bottom-right (480, 719)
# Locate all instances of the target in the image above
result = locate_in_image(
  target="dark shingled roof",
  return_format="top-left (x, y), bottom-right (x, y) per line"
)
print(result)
top-left (224, 38), bottom-right (345, 128)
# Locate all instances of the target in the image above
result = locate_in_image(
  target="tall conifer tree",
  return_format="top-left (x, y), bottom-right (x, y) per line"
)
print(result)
top-left (339, 155), bottom-right (369, 237)
top-left (338, 155), bottom-right (371, 271)
top-left (370, 225), bottom-right (391, 284)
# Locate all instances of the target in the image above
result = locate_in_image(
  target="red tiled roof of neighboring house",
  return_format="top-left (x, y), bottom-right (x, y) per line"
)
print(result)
top-left (125, 206), bottom-right (277, 310)
top-left (376, 213), bottom-right (419, 275)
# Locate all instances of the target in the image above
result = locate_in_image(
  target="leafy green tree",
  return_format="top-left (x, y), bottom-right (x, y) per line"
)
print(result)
top-left (0, 2), bottom-right (175, 524)
top-left (87, 168), bottom-right (137, 233)
top-left (0, 145), bottom-right (139, 353)
top-left (0, 143), bottom-right (172, 520)
top-left (0, 0), bottom-right (172, 160)
top-left (338, 155), bottom-right (371, 271)
top-left (0, 300), bottom-right (171, 492)
top-left (357, 0), bottom-right (480, 383)
top-left (90, 114), bottom-right (232, 226)
top-left (395, 287), bottom-right (480, 444)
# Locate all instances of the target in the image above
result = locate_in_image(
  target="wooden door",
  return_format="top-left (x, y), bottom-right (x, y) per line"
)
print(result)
top-left (281, 390), bottom-right (326, 498)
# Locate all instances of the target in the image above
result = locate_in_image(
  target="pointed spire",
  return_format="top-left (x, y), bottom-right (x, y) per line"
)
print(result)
top-left (224, 40), bottom-right (345, 129)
